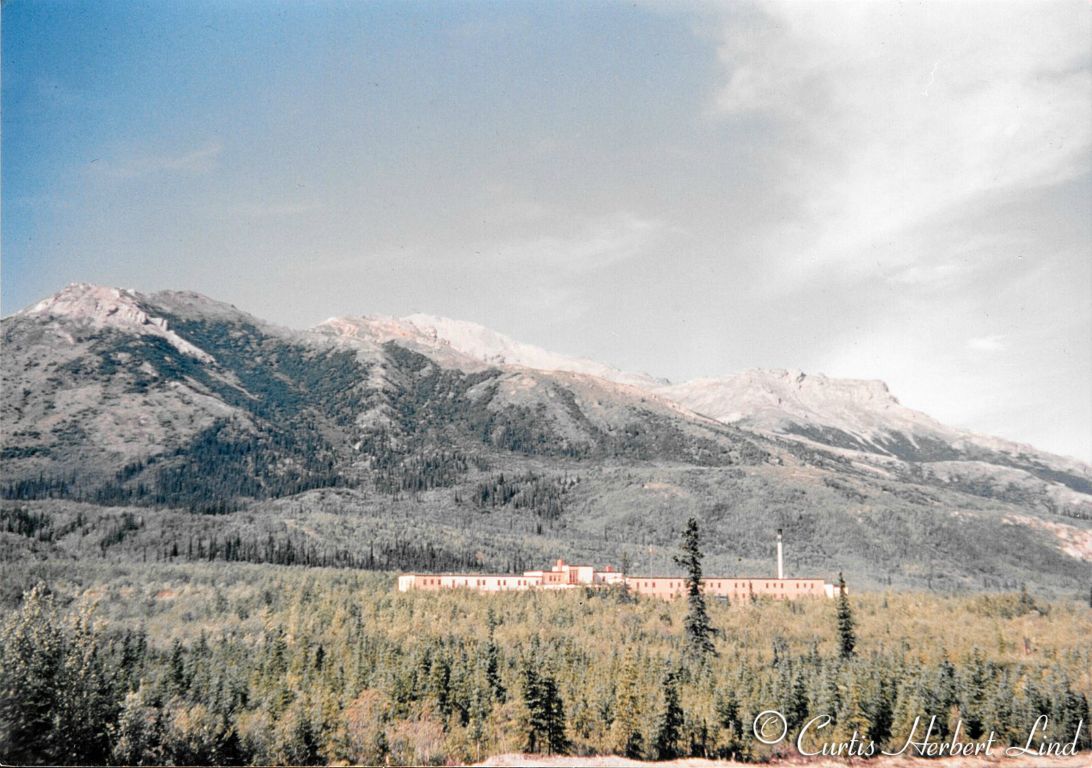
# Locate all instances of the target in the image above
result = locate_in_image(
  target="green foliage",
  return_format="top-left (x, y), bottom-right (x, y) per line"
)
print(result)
top-left (0, 563), bottom-right (1090, 764)
top-left (484, 609), bottom-right (506, 703)
top-left (373, 449), bottom-right (470, 495)
top-left (1, 506), bottom-right (56, 539)
top-left (676, 517), bottom-right (716, 658)
top-left (3, 470), bottom-right (1089, 597)
top-left (519, 641), bottom-right (568, 755)
top-left (609, 650), bottom-right (644, 758)
top-left (472, 472), bottom-right (577, 521)
top-left (837, 571), bottom-right (856, 659)
top-left (0, 585), bottom-right (121, 764)
top-left (6, 320), bottom-right (367, 512)
top-left (653, 666), bottom-right (684, 759)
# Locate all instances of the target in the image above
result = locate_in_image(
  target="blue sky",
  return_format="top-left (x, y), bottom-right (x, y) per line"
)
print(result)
top-left (3, 1), bottom-right (1090, 461)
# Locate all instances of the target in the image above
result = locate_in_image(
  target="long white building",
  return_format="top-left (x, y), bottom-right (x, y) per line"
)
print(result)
top-left (398, 531), bottom-right (837, 599)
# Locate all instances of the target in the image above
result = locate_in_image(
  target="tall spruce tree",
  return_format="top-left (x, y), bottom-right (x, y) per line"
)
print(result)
top-left (675, 517), bottom-right (716, 658)
top-left (56, 607), bottom-right (118, 763)
top-left (836, 572), bottom-right (856, 659)
top-left (653, 667), bottom-right (683, 760)
top-left (484, 608), bottom-right (505, 702)
top-left (520, 660), bottom-right (545, 754)
top-left (0, 584), bottom-right (65, 763)
top-left (540, 674), bottom-right (569, 755)
top-left (519, 652), bottom-right (567, 755)
top-left (610, 652), bottom-right (644, 758)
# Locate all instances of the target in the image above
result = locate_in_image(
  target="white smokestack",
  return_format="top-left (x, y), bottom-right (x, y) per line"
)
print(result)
top-left (777, 529), bottom-right (784, 580)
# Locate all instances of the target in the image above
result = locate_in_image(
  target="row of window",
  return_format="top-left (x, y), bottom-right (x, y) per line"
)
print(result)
top-left (628, 580), bottom-right (819, 591)
top-left (414, 576), bottom-right (820, 591)
top-left (417, 577), bottom-right (535, 588)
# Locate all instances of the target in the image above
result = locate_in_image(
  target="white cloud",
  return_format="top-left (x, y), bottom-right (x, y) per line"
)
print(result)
top-left (966, 334), bottom-right (1007, 352)
top-left (712, 1), bottom-right (1091, 281)
top-left (886, 261), bottom-right (973, 287)
top-left (485, 211), bottom-right (667, 273)
top-left (93, 141), bottom-right (223, 178)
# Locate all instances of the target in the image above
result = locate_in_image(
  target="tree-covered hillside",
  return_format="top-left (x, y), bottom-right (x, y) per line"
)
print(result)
top-left (1, 561), bottom-right (1088, 765)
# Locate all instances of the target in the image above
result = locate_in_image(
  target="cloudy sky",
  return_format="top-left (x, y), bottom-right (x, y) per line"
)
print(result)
top-left (3, 1), bottom-right (1090, 461)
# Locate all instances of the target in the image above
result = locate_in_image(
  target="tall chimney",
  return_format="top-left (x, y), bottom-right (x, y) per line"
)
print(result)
top-left (776, 529), bottom-right (784, 580)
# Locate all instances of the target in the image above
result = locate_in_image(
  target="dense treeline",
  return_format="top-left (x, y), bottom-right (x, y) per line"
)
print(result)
top-left (2, 474), bottom-right (78, 502)
top-left (471, 472), bottom-right (578, 521)
top-left (151, 532), bottom-right (491, 573)
top-left (1, 562), bottom-right (1089, 765)
top-left (370, 446), bottom-right (471, 495)
top-left (2, 506), bottom-right (59, 539)
top-left (2, 419), bottom-right (350, 515)
top-left (2, 505), bottom-right (89, 542)
top-left (0, 503), bottom-right (542, 575)
top-left (93, 419), bottom-right (350, 514)
top-left (3, 483), bottom-right (1088, 596)
top-left (380, 343), bottom-right (578, 459)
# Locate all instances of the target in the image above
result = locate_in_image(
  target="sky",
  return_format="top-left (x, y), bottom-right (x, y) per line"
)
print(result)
top-left (2, 0), bottom-right (1090, 462)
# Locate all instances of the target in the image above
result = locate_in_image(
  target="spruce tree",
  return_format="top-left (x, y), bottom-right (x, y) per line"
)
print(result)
top-left (56, 607), bottom-right (117, 763)
top-left (519, 654), bottom-right (567, 755)
top-left (653, 667), bottom-right (683, 760)
top-left (714, 692), bottom-right (745, 760)
top-left (427, 653), bottom-right (452, 719)
top-left (541, 674), bottom-right (569, 755)
top-left (466, 685), bottom-right (490, 760)
top-left (863, 674), bottom-right (894, 748)
top-left (0, 584), bottom-right (65, 763)
top-left (675, 517), bottom-right (715, 657)
top-left (520, 661), bottom-right (545, 753)
top-left (111, 689), bottom-right (163, 765)
top-left (782, 670), bottom-right (809, 732)
top-left (610, 652), bottom-right (644, 758)
top-left (484, 608), bottom-right (505, 702)
top-left (836, 572), bottom-right (856, 659)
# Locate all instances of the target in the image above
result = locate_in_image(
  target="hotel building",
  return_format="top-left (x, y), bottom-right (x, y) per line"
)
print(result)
top-left (397, 530), bottom-right (836, 600)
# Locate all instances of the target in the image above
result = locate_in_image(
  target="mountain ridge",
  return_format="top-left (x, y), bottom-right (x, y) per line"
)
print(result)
top-left (10, 283), bottom-right (1088, 467)
top-left (312, 299), bottom-right (1089, 471)
top-left (2, 283), bottom-right (1089, 593)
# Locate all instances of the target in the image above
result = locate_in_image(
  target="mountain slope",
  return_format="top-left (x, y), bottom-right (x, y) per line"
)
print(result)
top-left (2, 284), bottom-right (765, 505)
top-left (655, 371), bottom-right (1092, 517)
top-left (316, 313), bottom-right (668, 388)
top-left (352, 310), bottom-right (1091, 518)
top-left (2, 284), bottom-right (1089, 593)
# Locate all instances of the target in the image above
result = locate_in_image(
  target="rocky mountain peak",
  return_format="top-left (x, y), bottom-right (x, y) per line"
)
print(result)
top-left (16, 283), bottom-right (214, 363)
top-left (20, 283), bottom-right (145, 325)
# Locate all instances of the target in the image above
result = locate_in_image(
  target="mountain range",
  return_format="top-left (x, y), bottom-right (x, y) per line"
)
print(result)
top-left (2, 283), bottom-right (1089, 594)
